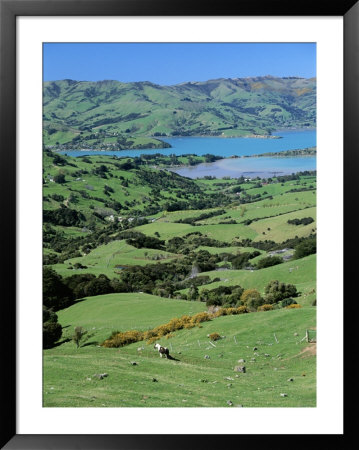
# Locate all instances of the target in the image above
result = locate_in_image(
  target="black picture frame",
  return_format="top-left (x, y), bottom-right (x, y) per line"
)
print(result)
top-left (1, 0), bottom-right (356, 448)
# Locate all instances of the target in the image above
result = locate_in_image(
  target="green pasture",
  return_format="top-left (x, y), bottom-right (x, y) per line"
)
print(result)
top-left (190, 254), bottom-right (316, 306)
top-left (134, 221), bottom-right (257, 243)
top-left (250, 206), bottom-right (316, 242)
top-left (197, 192), bottom-right (316, 225)
top-left (52, 240), bottom-right (180, 278)
top-left (56, 292), bottom-right (207, 344)
top-left (44, 306), bottom-right (316, 407)
top-left (43, 152), bottom-right (317, 408)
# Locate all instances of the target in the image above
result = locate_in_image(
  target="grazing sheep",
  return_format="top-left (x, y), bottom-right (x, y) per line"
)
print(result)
top-left (154, 343), bottom-right (170, 359)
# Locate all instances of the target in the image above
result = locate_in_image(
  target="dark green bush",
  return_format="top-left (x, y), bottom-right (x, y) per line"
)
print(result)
top-left (294, 238), bottom-right (316, 259)
top-left (280, 298), bottom-right (297, 308)
top-left (256, 256), bottom-right (283, 269)
top-left (43, 321), bottom-right (62, 349)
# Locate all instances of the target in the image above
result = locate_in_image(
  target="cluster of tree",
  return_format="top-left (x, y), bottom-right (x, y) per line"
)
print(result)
top-left (256, 255), bottom-right (283, 269)
top-left (275, 174), bottom-right (300, 183)
top-left (136, 168), bottom-right (201, 194)
top-left (104, 184), bottom-right (115, 195)
top-left (53, 173), bottom-right (66, 184)
top-left (92, 164), bottom-right (109, 178)
top-left (238, 192), bottom-right (264, 204)
top-left (221, 250), bottom-right (261, 269)
top-left (43, 216), bottom-right (153, 263)
top-left (65, 273), bottom-right (122, 299)
top-left (118, 262), bottom-right (188, 296)
top-left (190, 250), bottom-right (220, 272)
top-left (235, 234), bottom-right (316, 253)
top-left (163, 200), bottom-right (190, 212)
top-left (44, 244), bottom-right (286, 310)
top-left (264, 280), bottom-right (298, 304)
top-left (175, 209), bottom-right (226, 225)
top-left (231, 185), bottom-right (242, 194)
top-left (43, 205), bottom-right (85, 227)
top-left (201, 285), bottom-right (244, 307)
top-left (166, 232), bottom-right (229, 254)
top-left (288, 217), bottom-right (314, 226)
top-left (287, 187), bottom-right (315, 193)
top-left (218, 219), bottom-right (237, 224)
top-left (179, 279), bottom-right (298, 311)
top-left (117, 251), bottom-right (218, 297)
top-left (250, 147), bottom-right (316, 158)
top-left (51, 153), bottom-right (68, 166)
top-left (203, 154), bottom-right (222, 163)
top-left (50, 193), bottom-right (65, 202)
top-left (43, 267), bottom-right (124, 311)
top-left (125, 232), bottom-right (165, 250)
top-left (43, 251), bottom-right (60, 266)
top-left (294, 237), bottom-right (316, 259)
top-left (43, 267), bottom-right (74, 311)
top-left (46, 130), bottom-right (171, 151)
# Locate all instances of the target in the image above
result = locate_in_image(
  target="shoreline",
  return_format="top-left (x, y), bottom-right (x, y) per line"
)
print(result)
top-left (150, 147), bottom-right (317, 169)
top-left (164, 148), bottom-right (316, 173)
top-left (51, 128), bottom-right (316, 153)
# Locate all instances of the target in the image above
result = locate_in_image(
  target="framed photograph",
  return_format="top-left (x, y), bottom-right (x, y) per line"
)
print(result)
top-left (1, 0), bottom-right (356, 448)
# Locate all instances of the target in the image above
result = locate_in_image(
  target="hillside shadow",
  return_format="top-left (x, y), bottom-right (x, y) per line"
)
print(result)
top-left (52, 338), bottom-right (71, 348)
top-left (80, 341), bottom-right (99, 348)
top-left (167, 355), bottom-right (180, 362)
top-left (72, 297), bottom-right (87, 305)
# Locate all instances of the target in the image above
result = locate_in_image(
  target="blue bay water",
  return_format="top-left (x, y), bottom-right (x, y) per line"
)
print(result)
top-left (59, 129), bottom-right (316, 178)
top-left (162, 129), bottom-right (316, 158)
top-left (170, 156), bottom-right (316, 179)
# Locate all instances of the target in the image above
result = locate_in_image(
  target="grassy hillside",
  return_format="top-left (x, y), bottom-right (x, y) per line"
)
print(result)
top-left (44, 304), bottom-right (316, 407)
top-left (134, 207), bottom-right (316, 244)
top-left (43, 76), bottom-right (316, 150)
top-left (57, 293), bottom-right (207, 343)
top-left (52, 240), bottom-right (180, 278)
top-left (42, 150), bottom-right (231, 222)
top-left (43, 150), bottom-right (316, 408)
top-left (186, 254), bottom-right (317, 307)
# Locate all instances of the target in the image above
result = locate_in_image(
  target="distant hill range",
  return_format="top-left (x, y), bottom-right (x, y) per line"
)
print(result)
top-left (43, 75), bottom-right (316, 150)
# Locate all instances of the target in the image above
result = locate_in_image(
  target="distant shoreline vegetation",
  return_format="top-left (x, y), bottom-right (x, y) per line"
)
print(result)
top-left (45, 130), bottom-right (307, 153)
top-left (137, 147), bottom-right (316, 169)
top-left (50, 141), bottom-right (316, 159)
top-left (53, 147), bottom-right (316, 170)
top-left (239, 146), bottom-right (316, 159)
top-left (47, 136), bottom-right (172, 152)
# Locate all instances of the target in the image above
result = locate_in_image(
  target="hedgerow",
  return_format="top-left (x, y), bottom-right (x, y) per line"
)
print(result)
top-left (101, 305), bottom-right (253, 348)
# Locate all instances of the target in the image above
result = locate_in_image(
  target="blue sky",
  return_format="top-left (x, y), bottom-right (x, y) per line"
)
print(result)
top-left (43, 43), bottom-right (316, 85)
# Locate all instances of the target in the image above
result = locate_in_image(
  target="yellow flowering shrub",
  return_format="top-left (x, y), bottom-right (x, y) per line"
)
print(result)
top-left (103, 299), bottom-right (251, 348)
top-left (257, 304), bottom-right (273, 312)
top-left (209, 332), bottom-right (221, 341)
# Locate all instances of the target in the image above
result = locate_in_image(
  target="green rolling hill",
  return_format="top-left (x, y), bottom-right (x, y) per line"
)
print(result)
top-left (43, 76), bottom-right (316, 149)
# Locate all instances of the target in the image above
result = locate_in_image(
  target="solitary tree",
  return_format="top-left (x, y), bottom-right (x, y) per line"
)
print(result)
top-left (72, 326), bottom-right (88, 348)
top-left (54, 173), bottom-right (66, 184)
